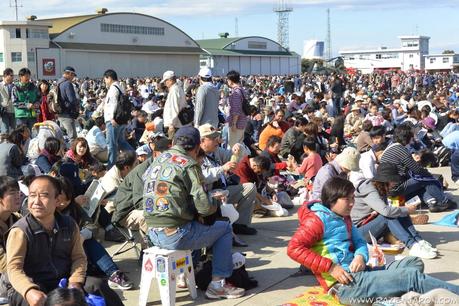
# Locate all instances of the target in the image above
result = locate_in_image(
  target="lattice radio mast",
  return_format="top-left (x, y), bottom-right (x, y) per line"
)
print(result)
top-left (326, 8), bottom-right (332, 60)
top-left (274, 0), bottom-right (293, 50)
top-left (10, 0), bottom-right (23, 21)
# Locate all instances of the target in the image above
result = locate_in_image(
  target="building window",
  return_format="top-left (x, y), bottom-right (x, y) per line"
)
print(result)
top-left (27, 51), bottom-right (35, 62)
top-left (11, 52), bottom-right (22, 62)
top-left (376, 54), bottom-right (382, 59)
top-left (430, 58), bottom-right (436, 64)
top-left (248, 41), bottom-right (267, 49)
top-left (15, 28), bottom-right (21, 38)
top-left (409, 54), bottom-right (414, 58)
top-left (443, 57), bottom-right (449, 63)
top-left (29, 29), bottom-right (48, 39)
top-left (26, 28), bottom-right (29, 38)
top-left (100, 23), bottom-right (164, 36)
top-left (10, 28), bottom-right (22, 38)
top-left (0, 53), bottom-right (3, 62)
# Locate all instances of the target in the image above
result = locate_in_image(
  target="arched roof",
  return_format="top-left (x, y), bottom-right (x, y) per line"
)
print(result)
top-left (197, 36), bottom-right (288, 52)
top-left (39, 12), bottom-right (200, 48)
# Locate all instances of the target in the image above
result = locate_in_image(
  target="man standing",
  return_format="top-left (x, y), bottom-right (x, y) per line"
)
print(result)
top-left (226, 70), bottom-right (248, 148)
top-left (0, 68), bottom-right (15, 133)
top-left (194, 67), bottom-right (219, 128)
top-left (103, 69), bottom-right (133, 168)
top-left (161, 70), bottom-right (187, 140)
top-left (12, 68), bottom-right (40, 130)
top-left (144, 126), bottom-right (245, 299)
top-left (58, 66), bottom-right (80, 142)
top-left (198, 124), bottom-right (257, 235)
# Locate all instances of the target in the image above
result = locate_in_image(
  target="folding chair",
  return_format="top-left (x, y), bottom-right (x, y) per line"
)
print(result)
top-left (110, 224), bottom-right (142, 258)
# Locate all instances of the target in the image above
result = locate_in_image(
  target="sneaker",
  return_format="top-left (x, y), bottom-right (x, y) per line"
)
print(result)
top-left (446, 199), bottom-right (458, 210)
top-left (233, 224), bottom-right (257, 235)
top-left (232, 235), bottom-right (248, 247)
top-left (409, 243), bottom-right (437, 259)
top-left (108, 271), bottom-right (134, 290)
top-left (428, 203), bottom-right (449, 213)
top-left (105, 228), bottom-right (125, 243)
top-left (205, 280), bottom-right (245, 299)
top-left (177, 273), bottom-right (187, 289)
top-left (418, 240), bottom-right (438, 252)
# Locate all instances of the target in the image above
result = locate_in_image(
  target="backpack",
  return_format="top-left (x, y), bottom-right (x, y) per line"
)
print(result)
top-left (47, 84), bottom-right (62, 114)
top-left (113, 85), bottom-right (133, 125)
top-left (236, 87), bottom-right (250, 116)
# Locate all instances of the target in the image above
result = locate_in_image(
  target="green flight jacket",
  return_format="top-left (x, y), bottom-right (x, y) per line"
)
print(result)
top-left (12, 82), bottom-right (40, 118)
top-left (112, 157), bottom-right (154, 224)
top-left (143, 146), bottom-right (217, 228)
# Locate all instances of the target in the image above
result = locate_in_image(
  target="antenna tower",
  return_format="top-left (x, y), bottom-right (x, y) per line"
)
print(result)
top-left (235, 17), bottom-right (239, 37)
top-left (274, 0), bottom-right (293, 50)
top-left (9, 0), bottom-right (22, 21)
top-left (326, 8), bottom-right (332, 60)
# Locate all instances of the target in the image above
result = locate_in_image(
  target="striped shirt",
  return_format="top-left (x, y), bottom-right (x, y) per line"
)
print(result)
top-left (380, 142), bottom-right (431, 178)
top-left (227, 85), bottom-right (248, 130)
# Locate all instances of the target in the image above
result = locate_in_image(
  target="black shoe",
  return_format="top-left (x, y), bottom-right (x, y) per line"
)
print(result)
top-left (232, 235), bottom-right (248, 247)
top-left (233, 224), bottom-right (257, 235)
top-left (428, 203), bottom-right (449, 213)
top-left (105, 228), bottom-right (125, 243)
top-left (447, 199), bottom-right (458, 210)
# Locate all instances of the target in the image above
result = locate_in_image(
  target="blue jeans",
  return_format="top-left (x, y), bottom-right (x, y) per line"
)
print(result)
top-left (440, 122), bottom-right (459, 138)
top-left (451, 150), bottom-right (459, 181)
top-left (106, 121), bottom-right (133, 168)
top-left (358, 215), bottom-right (421, 248)
top-left (0, 112), bottom-right (15, 133)
top-left (83, 238), bottom-right (118, 276)
top-left (337, 257), bottom-right (459, 304)
top-left (16, 117), bottom-right (35, 130)
top-left (396, 178), bottom-right (446, 205)
top-left (148, 220), bottom-right (233, 278)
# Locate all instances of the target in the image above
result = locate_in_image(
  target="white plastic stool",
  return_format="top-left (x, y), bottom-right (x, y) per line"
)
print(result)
top-left (139, 246), bottom-right (197, 306)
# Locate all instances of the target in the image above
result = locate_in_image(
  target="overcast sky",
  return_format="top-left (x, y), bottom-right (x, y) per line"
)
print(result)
top-left (1, 0), bottom-right (458, 56)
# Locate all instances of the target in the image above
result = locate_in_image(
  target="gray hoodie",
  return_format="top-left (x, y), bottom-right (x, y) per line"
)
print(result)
top-left (352, 180), bottom-right (409, 225)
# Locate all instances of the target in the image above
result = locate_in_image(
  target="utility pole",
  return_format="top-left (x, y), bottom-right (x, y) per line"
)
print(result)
top-left (326, 8), bottom-right (332, 61)
top-left (10, 0), bottom-right (22, 21)
top-left (274, 0), bottom-right (293, 50)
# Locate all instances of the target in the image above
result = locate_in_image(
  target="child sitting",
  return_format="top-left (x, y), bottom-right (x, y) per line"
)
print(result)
top-left (296, 137), bottom-right (323, 189)
top-left (287, 176), bottom-right (459, 304)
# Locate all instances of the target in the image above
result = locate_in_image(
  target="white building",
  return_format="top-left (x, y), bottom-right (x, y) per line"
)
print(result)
top-left (424, 54), bottom-right (459, 72)
top-left (197, 36), bottom-right (301, 76)
top-left (302, 40), bottom-right (324, 59)
top-left (339, 36), bottom-right (430, 74)
top-left (0, 10), bottom-right (203, 79)
top-left (0, 20), bottom-right (52, 77)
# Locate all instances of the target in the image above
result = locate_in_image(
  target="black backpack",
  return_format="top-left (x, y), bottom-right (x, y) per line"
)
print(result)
top-left (237, 88), bottom-right (251, 116)
top-left (113, 86), bottom-right (133, 125)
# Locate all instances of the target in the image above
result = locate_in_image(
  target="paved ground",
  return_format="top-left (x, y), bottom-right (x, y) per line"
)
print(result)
top-left (104, 167), bottom-right (459, 306)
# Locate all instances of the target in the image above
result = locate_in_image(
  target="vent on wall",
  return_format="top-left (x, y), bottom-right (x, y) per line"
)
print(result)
top-left (68, 32), bottom-right (75, 39)
top-left (132, 37), bottom-right (138, 43)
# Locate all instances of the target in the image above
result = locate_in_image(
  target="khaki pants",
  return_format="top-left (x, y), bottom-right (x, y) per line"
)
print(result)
top-left (228, 127), bottom-right (245, 148)
top-left (227, 183), bottom-right (256, 225)
top-left (120, 209), bottom-right (148, 248)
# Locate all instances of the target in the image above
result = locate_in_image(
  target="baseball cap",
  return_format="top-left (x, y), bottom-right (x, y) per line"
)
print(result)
top-left (136, 146), bottom-right (150, 156)
top-left (198, 124), bottom-right (220, 138)
top-left (198, 67), bottom-right (212, 78)
top-left (173, 126), bottom-right (201, 148)
top-left (64, 66), bottom-right (76, 76)
top-left (160, 70), bottom-right (175, 83)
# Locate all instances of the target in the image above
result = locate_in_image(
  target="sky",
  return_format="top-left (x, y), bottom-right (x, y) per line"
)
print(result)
top-left (1, 0), bottom-right (459, 56)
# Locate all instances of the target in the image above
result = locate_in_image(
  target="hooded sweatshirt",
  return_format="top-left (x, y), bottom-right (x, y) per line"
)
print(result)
top-left (352, 179), bottom-right (409, 225)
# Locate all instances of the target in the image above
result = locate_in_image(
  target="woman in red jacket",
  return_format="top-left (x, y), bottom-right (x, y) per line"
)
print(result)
top-left (37, 80), bottom-right (55, 123)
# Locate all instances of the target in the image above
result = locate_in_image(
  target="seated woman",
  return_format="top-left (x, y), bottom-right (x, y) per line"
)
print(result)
top-left (35, 137), bottom-right (62, 174)
top-left (56, 177), bottom-right (133, 291)
top-left (0, 130), bottom-right (25, 179)
top-left (65, 137), bottom-right (99, 178)
top-left (380, 123), bottom-right (456, 212)
top-left (353, 163), bottom-right (437, 259)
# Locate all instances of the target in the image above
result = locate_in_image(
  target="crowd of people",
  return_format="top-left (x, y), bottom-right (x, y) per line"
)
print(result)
top-left (0, 64), bottom-right (458, 305)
